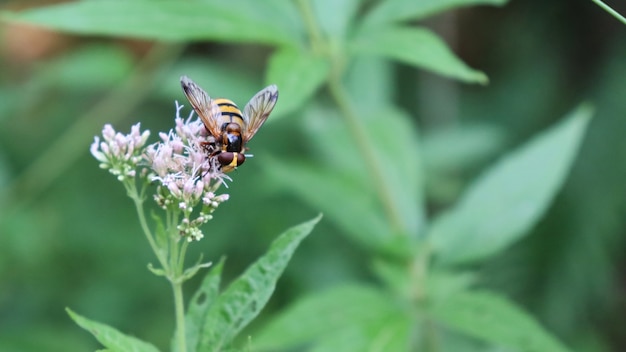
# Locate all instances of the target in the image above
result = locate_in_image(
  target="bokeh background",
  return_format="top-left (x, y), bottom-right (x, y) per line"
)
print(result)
top-left (0, 0), bottom-right (625, 351)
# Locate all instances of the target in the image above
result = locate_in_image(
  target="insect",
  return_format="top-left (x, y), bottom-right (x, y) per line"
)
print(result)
top-left (180, 76), bottom-right (279, 173)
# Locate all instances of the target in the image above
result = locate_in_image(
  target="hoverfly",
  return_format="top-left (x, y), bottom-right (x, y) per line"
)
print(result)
top-left (180, 76), bottom-right (278, 173)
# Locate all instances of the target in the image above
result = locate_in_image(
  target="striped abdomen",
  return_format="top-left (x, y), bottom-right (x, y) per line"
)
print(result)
top-left (214, 98), bottom-right (245, 153)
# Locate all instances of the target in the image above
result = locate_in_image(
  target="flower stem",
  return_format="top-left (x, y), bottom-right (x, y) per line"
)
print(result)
top-left (127, 181), bottom-right (168, 270)
top-left (172, 280), bottom-right (187, 352)
top-left (295, 0), bottom-right (325, 55)
top-left (127, 181), bottom-right (188, 351)
top-left (296, 0), bottom-right (407, 235)
top-left (168, 209), bottom-right (189, 352)
top-left (409, 242), bottom-right (439, 351)
top-left (326, 79), bottom-right (407, 235)
top-left (591, 0), bottom-right (626, 24)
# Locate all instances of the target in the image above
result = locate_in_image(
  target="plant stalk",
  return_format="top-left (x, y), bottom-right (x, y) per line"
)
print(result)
top-left (326, 79), bottom-right (407, 235)
top-left (591, 0), bottom-right (626, 24)
top-left (127, 182), bottom-right (168, 271)
top-left (129, 181), bottom-right (189, 351)
top-left (172, 279), bottom-right (187, 352)
top-left (296, 0), bottom-right (407, 235)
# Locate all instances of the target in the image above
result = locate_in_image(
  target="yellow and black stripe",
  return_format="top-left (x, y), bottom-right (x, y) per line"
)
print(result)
top-left (214, 98), bottom-right (245, 128)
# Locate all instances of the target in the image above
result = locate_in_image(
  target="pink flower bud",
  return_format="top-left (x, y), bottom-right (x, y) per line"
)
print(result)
top-left (102, 124), bottom-right (115, 141)
top-left (168, 182), bottom-right (181, 197)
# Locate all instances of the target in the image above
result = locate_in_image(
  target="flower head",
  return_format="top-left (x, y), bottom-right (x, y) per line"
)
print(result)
top-left (90, 123), bottom-right (150, 181)
top-left (91, 101), bottom-right (231, 242)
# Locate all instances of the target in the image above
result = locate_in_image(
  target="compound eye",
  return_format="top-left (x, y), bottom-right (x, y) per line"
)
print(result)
top-left (217, 152), bottom-right (235, 166)
top-left (236, 153), bottom-right (246, 166)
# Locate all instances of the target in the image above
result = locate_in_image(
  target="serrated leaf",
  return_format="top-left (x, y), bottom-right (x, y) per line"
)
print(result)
top-left (431, 290), bottom-right (570, 352)
top-left (66, 308), bottom-right (160, 352)
top-left (363, 0), bottom-right (508, 26)
top-left (429, 104), bottom-right (593, 265)
top-left (182, 258), bottom-right (225, 352)
top-left (351, 26), bottom-right (488, 84)
top-left (4, 0), bottom-right (302, 46)
top-left (197, 215), bottom-right (322, 351)
top-left (266, 48), bottom-right (330, 119)
top-left (254, 284), bottom-right (410, 351)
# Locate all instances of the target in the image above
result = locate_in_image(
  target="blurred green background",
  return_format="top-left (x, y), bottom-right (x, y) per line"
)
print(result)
top-left (0, 0), bottom-right (625, 351)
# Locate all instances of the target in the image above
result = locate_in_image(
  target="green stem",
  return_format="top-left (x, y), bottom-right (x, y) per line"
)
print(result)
top-left (130, 183), bottom-right (189, 352)
top-left (172, 279), bottom-right (187, 352)
top-left (127, 182), bottom-right (168, 271)
top-left (409, 242), bottom-right (437, 351)
top-left (178, 240), bottom-right (190, 275)
top-left (167, 209), bottom-right (190, 352)
top-left (592, 0), bottom-right (626, 24)
top-left (295, 0), bottom-right (325, 55)
top-left (326, 79), bottom-right (406, 235)
top-left (296, 0), bottom-right (406, 235)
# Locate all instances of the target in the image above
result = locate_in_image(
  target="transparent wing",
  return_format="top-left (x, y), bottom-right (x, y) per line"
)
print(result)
top-left (180, 75), bottom-right (222, 138)
top-left (242, 84), bottom-right (279, 142)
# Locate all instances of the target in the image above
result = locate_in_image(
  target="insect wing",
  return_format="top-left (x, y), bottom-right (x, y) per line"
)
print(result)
top-left (242, 84), bottom-right (279, 142)
top-left (180, 76), bottom-right (222, 138)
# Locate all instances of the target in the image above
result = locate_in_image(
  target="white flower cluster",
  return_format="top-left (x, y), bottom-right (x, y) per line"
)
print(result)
top-left (90, 123), bottom-right (150, 181)
top-left (90, 102), bottom-right (230, 242)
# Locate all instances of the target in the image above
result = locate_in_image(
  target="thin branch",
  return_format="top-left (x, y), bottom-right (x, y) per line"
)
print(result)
top-left (592, 0), bottom-right (626, 25)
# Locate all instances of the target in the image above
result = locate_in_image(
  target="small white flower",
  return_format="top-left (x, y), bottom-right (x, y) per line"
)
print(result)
top-left (92, 102), bottom-right (232, 242)
top-left (91, 123), bottom-right (150, 180)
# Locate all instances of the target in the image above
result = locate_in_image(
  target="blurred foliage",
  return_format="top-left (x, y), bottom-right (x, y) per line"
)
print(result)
top-left (0, 0), bottom-right (625, 351)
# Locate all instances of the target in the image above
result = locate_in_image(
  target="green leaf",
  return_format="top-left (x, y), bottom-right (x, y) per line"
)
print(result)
top-left (254, 284), bottom-right (410, 351)
top-left (183, 258), bottom-right (225, 352)
top-left (421, 124), bottom-right (508, 173)
top-left (263, 104), bottom-right (424, 256)
top-left (150, 211), bottom-right (168, 255)
top-left (263, 158), bottom-right (395, 252)
top-left (429, 104), bottom-right (593, 265)
top-left (344, 57), bottom-right (395, 113)
top-left (371, 258), bottom-right (413, 297)
top-left (4, 0), bottom-right (302, 46)
top-left (43, 45), bottom-right (134, 91)
top-left (362, 109), bottom-right (425, 237)
top-left (303, 105), bottom-right (425, 239)
top-left (430, 290), bottom-right (570, 352)
top-left (66, 308), bottom-right (160, 352)
top-left (351, 26), bottom-right (488, 84)
top-left (265, 48), bottom-right (330, 119)
top-left (426, 270), bottom-right (478, 303)
top-left (363, 0), bottom-right (508, 26)
top-left (180, 257), bottom-right (212, 283)
top-left (197, 215), bottom-right (322, 351)
top-left (312, 0), bottom-right (363, 40)
top-left (422, 124), bottom-right (508, 202)
top-left (158, 58), bottom-right (263, 111)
